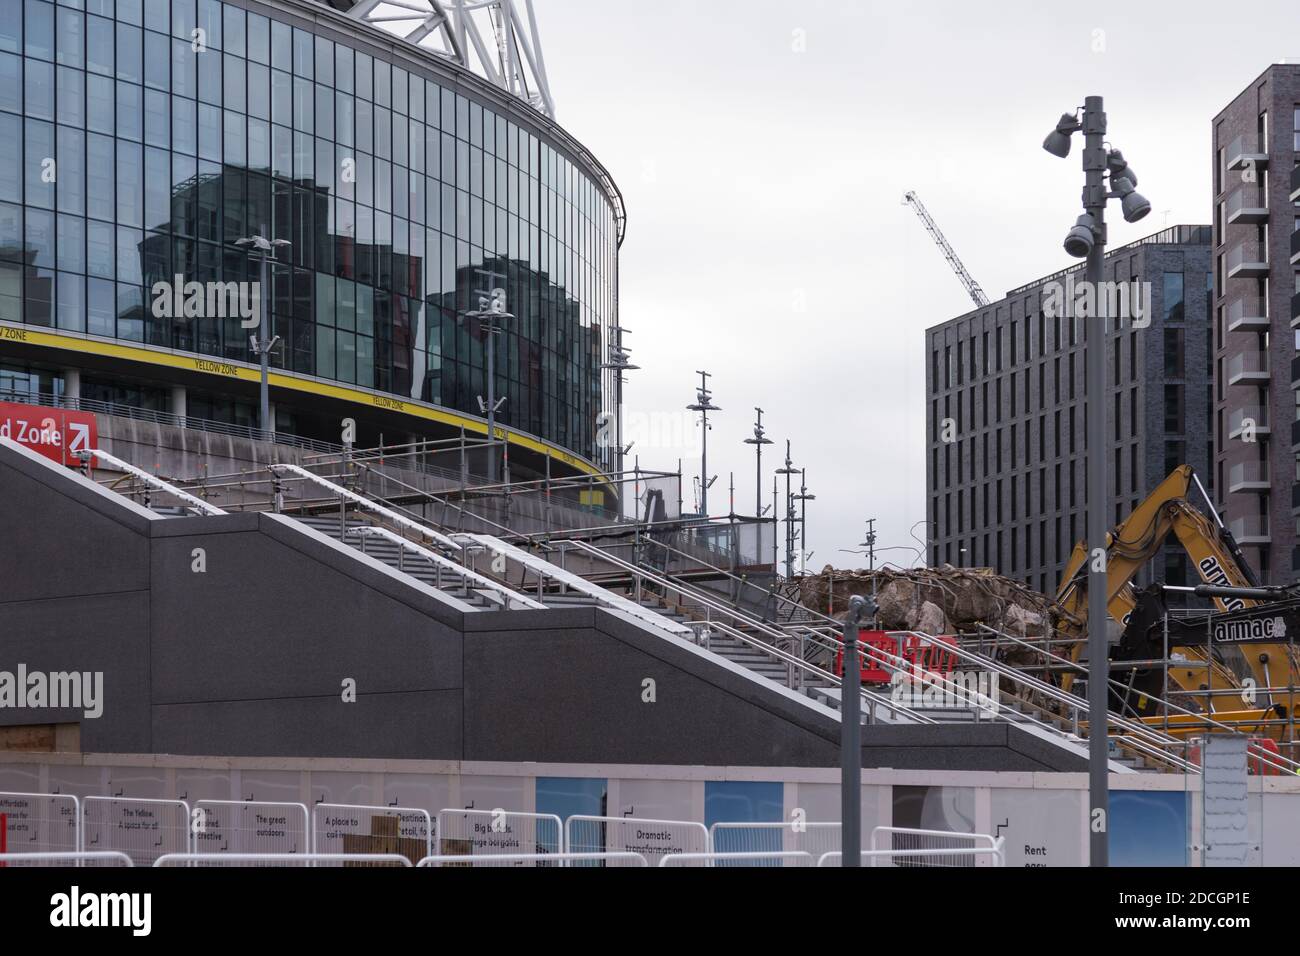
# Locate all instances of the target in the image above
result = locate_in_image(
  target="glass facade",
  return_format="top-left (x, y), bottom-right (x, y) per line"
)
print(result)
top-left (0, 0), bottom-right (619, 463)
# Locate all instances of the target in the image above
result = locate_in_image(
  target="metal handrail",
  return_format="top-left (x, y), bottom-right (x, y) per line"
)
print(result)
top-left (74, 446), bottom-right (226, 516)
top-left (350, 527), bottom-right (547, 610)
top-left (973, 625), bottom-right (1300, 775)
top-left (560, 536), bottom-right (1177, 756)
top-left (0, 388), bottom-right (341, 453)
top-left (559, 538), bottom-right (828, 654)
top-left (853, 635), bottom-right (1160, 760)
top-left (782, 621), bottom-right (1191, 772)
top-left (638, 535), bottom-right (833, 624)
top-left (269, 463), bottom-right (461, 551)
top-left (454, 532), bottom-right (693, 637)
top-left (554, 539), bottom-right (941, 726)
top-left (690, 613), bottom-right (933, 725)
top-left (912, 628), bottom-right (1200, 772)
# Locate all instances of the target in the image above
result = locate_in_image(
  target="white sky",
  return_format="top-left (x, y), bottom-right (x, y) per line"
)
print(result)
top-left (533, 0), bottom-right (1300, 572)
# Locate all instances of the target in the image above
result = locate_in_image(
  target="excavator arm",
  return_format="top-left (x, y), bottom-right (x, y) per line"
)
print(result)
top-left (1051, 466), bottom-right (1294, 737)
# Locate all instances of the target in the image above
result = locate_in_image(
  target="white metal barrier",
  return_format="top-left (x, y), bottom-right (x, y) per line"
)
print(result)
top-left (311, 803), bottom-right (433, 863)
top-left (0, 791), bottom-right (80, 854)
top-left (155, 853), bottom-right (410, 867)
top-left (0, 851), bottom-right (132, 867)
top-left (869, 827), bottom-right (1003, 867)
top-left (435, 808), bottom-right (562, 860)
top-left (818, 843), bottom-right (1006, 867)
top-left (81, 797), bottom-right (191, 866)
top-left (193, 800), bottom-right (310, 855)
top-left (709, 821), bottom-right (843, 860)
top-left (417, 852), bottom-right (647, 867)
top-left (565, 815), bottom-right (709, 867)
top-left (658, 851), bottom-right (815, 867)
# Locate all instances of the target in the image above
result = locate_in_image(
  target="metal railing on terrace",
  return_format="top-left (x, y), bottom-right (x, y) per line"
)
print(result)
top-left (0, 389), bottom-right (340, 454)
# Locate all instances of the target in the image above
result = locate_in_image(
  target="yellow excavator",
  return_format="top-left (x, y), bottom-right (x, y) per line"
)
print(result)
top-left (1051, 465), bottom-right (1298, 743)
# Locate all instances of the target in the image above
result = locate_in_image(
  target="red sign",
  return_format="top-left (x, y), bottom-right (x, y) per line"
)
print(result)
top-left (0, 403), bottom-right (98, 466)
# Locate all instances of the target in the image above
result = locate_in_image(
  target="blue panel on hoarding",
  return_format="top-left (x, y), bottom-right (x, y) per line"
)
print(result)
top-left (706, 781), bottom-right (783, 854)
top-left (1109, 790), bottom-right (1188, 867)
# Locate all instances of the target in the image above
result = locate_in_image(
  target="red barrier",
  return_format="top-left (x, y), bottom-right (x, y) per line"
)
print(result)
top-left (835, 631), bottom-right (894, 684)
top-left (834, 632), bottom-right (962, 685)
top-left (1249, 737), bottom-right (1283, 776)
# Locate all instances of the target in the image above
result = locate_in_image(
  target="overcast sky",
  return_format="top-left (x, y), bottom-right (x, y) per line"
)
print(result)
top-left (532, 0), bottom-right (1300, 573)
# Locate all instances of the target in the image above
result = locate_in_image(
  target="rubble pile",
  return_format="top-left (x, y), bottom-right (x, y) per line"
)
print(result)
top-left (799, 564), bottom-right (1052, 637)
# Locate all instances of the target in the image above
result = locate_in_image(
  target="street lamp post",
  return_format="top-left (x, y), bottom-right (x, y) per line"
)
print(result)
top-left (793, 468), bottom-right (815, 575)
top-left (465, 274), bottom-right (514, 485)
top-left (1043, 95), bottom-right (1150, 868)
top-left (600, 328), bottom-right (638, 476)
top-left (234, 228), bottom-right (291, 437)
top-left (776, 441), bottom-right (799, 577)
top-left (686, 371), bottom-right (720, 517)
top-left (743, 407), bottom-right (773, 518)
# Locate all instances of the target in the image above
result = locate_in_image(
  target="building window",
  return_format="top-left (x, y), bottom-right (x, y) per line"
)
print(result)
top-left (1164, 384), bottom-right (1183, 434)
top-left (1163, 272), bottom-right (1184, 323)
top-left (1164, 328), bottom-right (1184, 377)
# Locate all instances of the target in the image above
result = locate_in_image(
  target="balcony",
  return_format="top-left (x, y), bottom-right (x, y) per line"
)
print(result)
top-left (1292, 163), bottom-right (1300, 203)
top-left (1229, 515), bottom-right (1271, 545)
top-left (1225, 297), bottom-right (1269, 333)
top-left (1227, 186), bottom-right (1269, 224)
top-left (1226, 134), bottom-right (1269, 172)
top-left (1228, 405), bottom-right (1270, 440)
top-left (1293, 291), bottom-right (1300, 328)
top-left (1293, 353), bottom-right (1300, 388)
top-left (1227, 352), bottom-right (1270, 385)
top-left (1293, 482), bottom-right (1300, 512)
top-left (1293, 417), bottom-right (1300, 450)
top-left (1228, 461), bottom-right (1270, 494)
top-left (1226, 242), bottom-right (1269, 279)
top-left (1292, 227), bottom-right (1300, 265)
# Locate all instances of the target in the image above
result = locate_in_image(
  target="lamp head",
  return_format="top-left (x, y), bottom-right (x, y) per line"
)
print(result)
top-left (1043, 113), bottom-right (1081, 158)
top-left (1063, 214), bottom-right (1097, 259)
top-left (1107, 149), bottom-right (1137, 188)
top-left (1111, 177), bottom-right (1151, 222)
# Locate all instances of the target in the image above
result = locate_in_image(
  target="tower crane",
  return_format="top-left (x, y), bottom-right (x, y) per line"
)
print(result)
top-left (902, 191), bottom-right (990, 308)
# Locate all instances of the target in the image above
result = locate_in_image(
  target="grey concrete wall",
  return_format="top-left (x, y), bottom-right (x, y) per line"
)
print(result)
top-left (0, 438), bottom-right (1086, 772)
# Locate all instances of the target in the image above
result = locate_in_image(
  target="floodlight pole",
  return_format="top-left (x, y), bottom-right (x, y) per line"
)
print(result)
top-left (1082, 94), bottom-right (1110, 868)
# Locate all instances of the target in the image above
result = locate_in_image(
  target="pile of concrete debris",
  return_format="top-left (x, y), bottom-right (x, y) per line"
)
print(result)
top-left (798, 564), bottom-right (1051, 637)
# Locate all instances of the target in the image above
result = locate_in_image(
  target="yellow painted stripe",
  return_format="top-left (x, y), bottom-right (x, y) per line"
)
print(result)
top-left (0, 323), bottom-right (604, 478)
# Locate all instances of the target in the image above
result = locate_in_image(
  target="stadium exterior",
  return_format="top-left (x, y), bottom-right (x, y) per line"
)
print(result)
top-left (0, 0), bottom-right (624, 479)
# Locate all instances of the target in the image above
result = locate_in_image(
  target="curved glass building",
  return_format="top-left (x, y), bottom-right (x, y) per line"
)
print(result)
top-left (0, 0), bottom-right (623, 476)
